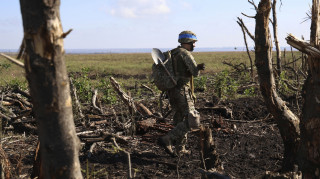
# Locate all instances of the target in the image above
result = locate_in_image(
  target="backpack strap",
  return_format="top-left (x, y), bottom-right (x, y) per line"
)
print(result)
top-left (169, 50), bottom-right (179, 77)
top-left (167, 50), bottom-right (177, 77)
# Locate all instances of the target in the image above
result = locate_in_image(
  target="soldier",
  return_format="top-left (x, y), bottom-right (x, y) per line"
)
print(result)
top-left (157, 30), bottom-right (205, 156)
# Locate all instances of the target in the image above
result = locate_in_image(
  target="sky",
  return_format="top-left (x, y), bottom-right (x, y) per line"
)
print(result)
top-left (0, 0), bottom-right (312, 50)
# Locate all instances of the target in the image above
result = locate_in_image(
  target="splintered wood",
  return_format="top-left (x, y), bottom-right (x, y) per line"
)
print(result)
top-left (0, 144), bottom-right (11, 179)
top-left (286, 34), bottom-right (320, 58)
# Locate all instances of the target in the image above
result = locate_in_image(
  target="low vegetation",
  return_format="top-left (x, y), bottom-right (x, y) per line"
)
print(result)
top-left (0, 51), bottom-right (302, 103)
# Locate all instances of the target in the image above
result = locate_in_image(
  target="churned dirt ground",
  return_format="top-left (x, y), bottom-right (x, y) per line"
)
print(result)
top-left (1, 76), bottom-right (285, 178)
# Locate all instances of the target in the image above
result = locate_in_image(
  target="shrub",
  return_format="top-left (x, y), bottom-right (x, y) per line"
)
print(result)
top-left (213, 70), bottom-right (238, 99)
top-left (194, 76), bottom-right (207, 92)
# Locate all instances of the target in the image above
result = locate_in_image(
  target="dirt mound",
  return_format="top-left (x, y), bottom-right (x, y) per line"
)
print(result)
top-left (225, 97), bottom-right (269, 121)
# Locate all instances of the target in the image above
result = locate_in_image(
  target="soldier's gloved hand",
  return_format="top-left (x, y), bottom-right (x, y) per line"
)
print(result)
top-left (197, 63), bottom-right (205, 71)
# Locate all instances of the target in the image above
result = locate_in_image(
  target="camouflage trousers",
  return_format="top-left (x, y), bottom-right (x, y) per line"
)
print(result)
top-left (166, 86), bottom-right (199, 150)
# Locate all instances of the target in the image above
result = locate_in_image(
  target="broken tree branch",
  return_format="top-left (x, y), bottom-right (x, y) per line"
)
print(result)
top-left (110, 77), bottom-right (137, 114)
top-left (0, 53), bottom-right (24, 68)
top-left (111, 137), bottom-right (132, 179)
top-left (272, 0), bottom-right (282, 75)
top-left (286, 34), bottom-right (320, 58)
top-left (110, 76), bottom-right (153, 117)
top-left (237, 17), bottom-right (254, 81)
top-left (92, 89), bottom-right (103, 114)
top-left (61, 29), bottom-right (73, 39)
top-left (141, 84), bottom-right (155, 95)
top-left (16, 38), bottom-right (25, 60)
top-left (80, 131), bottom-right (129, 145)
top-left (241, 12), bottom-right (256, 19)
top-left (248, 0), bottom-right (258, 11)
top-left (69, 78), bottom-right (84, 119)
top-left (237, 17), bottom-right (255, 41)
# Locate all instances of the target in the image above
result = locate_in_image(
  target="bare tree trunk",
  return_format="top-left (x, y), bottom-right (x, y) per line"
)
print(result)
top-left (254, 0), bottom-right (300, 171)
top-left (19, 0), bottom-right (83, 178)
top-left (199, 126), bottom-right (221, 170)
top-left (298, 0), bottom-right (320, 177)
top-left (272, 0), bottom-right (282, 75)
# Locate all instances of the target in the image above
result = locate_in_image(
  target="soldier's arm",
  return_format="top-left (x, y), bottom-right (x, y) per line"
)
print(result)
top-left (181, 51), bottom-right (200, 77)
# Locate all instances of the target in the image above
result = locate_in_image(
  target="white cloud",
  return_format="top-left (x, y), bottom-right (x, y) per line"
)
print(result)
top-left (108, 0), bottom-right (170, 18)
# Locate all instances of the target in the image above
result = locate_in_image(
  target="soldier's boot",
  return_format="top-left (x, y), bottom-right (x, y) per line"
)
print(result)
top-left (157, 135), bottom-right (176, 157)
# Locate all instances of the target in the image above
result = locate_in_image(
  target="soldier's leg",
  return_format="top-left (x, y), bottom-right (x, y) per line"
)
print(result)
top-left (158, 117), bottom-right (189, 157)
top-left (166, 120), bottom-right (189, 150)
top-left (175, 87), bottom-right (200, 154)
top-left (173, 111), bottom-right (184, 126)
top-left (159, 87), bottom-right (197, 156)
top-left (168, 87), bottom-right (188, 126)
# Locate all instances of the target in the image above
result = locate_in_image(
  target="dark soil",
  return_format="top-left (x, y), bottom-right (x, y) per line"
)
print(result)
top-left (1, 77), bottom-right (285, 178)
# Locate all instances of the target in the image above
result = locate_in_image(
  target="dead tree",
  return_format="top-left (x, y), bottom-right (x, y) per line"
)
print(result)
top-left (19, 0), bottom-right (82, 178)
top-left (298, 0), bottom-right (320, 176)
top-left (255, 0), bottom-right (300, 171)
top-left (257, 0), bottom-right (320, 176)
top-left (271, 0), bottom-right (282, 75)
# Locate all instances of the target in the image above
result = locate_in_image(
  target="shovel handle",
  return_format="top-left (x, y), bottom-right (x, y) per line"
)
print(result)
top-left (159, 61), bottom-right (177, 86)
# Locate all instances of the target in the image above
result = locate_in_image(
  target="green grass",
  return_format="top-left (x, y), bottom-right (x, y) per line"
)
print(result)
top-left (0, 51), bottom-right (303, 96)
top-left (65, 53), bottom-right (152, 76)
top-left (0, 56), bottom-right (27, 89)
top-left (64, 51), bottom-right (256, 76)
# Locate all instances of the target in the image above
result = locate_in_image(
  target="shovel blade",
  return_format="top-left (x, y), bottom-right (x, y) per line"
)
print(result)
top-left (151, 48), bottom-right (165, 65)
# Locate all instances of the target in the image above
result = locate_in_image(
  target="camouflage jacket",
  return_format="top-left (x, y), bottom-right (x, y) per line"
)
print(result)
top-left (170, 46), bottom-right (200, 88)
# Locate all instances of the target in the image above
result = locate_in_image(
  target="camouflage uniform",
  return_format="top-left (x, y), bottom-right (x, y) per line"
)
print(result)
top-left (164, 46), bottom-right (201, 152)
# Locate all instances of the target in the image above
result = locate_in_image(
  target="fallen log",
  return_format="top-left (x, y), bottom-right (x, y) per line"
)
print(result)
top-left (80, 132), bottom-right (129, 145)
top-left (135, 102), bottom-right (153, 116)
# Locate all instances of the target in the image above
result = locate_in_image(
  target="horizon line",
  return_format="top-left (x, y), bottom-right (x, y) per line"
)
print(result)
top-left (0, 46), bottom-right (296, 54)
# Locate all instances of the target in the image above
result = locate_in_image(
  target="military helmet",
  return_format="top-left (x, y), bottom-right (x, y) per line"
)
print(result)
top-left (178, 30), bottom-right (197, 43)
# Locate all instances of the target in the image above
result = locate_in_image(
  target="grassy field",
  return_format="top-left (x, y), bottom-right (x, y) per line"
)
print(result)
top-left (0, 51), bottom-right (253, 84)
top-left (65, 51), bottom-right (256, 75)
top-left (0, 50), bottom-right (302, 101)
